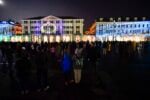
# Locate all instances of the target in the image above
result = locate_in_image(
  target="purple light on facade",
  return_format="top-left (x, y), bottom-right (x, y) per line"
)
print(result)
top-left (35, 23), bottom-right (41, 35)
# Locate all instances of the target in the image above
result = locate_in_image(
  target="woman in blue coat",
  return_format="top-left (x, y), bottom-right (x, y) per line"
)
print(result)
top-left (61, 46), bottom-right (74, 86)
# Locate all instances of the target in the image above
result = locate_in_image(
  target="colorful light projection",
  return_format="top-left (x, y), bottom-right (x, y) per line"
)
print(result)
top-left (0, 21), bottom-right (13, 35)
top-left (63, 35), bottom-right (70, 42)
top-left (56, 35), bottom-right (61, 42)
top-left (32, 35), bottom-right (41, 43)
top-left (12, 23), bottom-right (22, 34)
top-left (0, 35), bottom-right (11, 42)
top-left (96, 21), bottom-right (150, 36)
top-left (82, 35), bottom-right (96, 42)
top-left (41, 22), bottom-right (57, 34)
top-left (75, 35), bottom-right (81, 42)
top-left (49, 35), bottom-right (54, 42)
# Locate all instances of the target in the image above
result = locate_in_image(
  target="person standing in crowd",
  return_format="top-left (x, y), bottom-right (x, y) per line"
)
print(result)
top-left (15, 47), bottom-right (32, 94)
top-left (82, 43), bottom-right (88, 69)
top-left (6, 45), bottom-right (14, 80)
top-left (50, 43), bottom-right (56, 69)
top-left (61, 46), bottom-right (74, 86)
top-left (0, 45), bottom-right (2, 64)
top-left (35, 46), bottom-right (49, 92)
top-left (73, 43), bottom-right (83, 84)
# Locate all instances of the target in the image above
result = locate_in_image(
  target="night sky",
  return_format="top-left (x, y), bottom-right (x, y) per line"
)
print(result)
top-left (0, 0), bottom-right (149, 28)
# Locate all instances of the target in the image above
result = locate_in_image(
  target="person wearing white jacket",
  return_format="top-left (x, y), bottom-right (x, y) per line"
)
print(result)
top-left (73, 44), bottom-right (83, 84)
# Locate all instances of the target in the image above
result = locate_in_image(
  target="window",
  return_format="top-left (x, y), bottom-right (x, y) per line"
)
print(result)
top-left (143, 24), bottom-right (145, 27)
top-left (134, 24), bottom-right (136, 28)
top-left (138, 24), bottom-right (140, 28)
top-left (76, 26), bottom-right (80, 28)
top-left (38, 21), bottom-right (41, 23)
top-left (30, 21), bottom-right (34, 24)
top-left (70, 26), bottom-right (73, 28)
top-left (43, 21), bottom-right (47, 23)
top-left (25, 31), bottom-right (28, 33)
top-left (24, 21), bottom-right (28, 24)
top-left (50, 21), bottom-right (54, 23)
top-left (24, 26), bottom-right (28, 29)
top-left (56, 21), bottom-right (60, 23)
top-left (76, 20), bottom-right (80, 23)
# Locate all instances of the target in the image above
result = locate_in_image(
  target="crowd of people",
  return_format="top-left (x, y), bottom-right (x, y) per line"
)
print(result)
top-left (0, 41), bottom-right (149, 95)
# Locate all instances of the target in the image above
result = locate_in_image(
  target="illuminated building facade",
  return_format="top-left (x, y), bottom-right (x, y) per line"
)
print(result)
top-left (0, 21), bottom-right (15, 42)
top-left (21, 15), bottom-right (84, 42)
top-left (96, 17), bottom-right (150, 41)
top-left (12, 23), bottom-right (22, 35)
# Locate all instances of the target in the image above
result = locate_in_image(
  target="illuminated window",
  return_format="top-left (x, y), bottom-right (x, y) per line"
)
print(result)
top-left (142, 17), bottom-right (146, 21)
top-left (109, 18), bottom-right (113, 21)
top-left (100, 18), bottom-right (104, 21)
top-left (118, 17), bottom-right (121, 21)
top-left (134, 17), bottom-right (138, 21)
top-left (126, 17), bottom-right (130, 21)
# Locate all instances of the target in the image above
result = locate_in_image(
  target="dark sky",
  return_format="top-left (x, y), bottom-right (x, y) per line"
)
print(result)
top-left (0, 0), bottom-right (149, 28)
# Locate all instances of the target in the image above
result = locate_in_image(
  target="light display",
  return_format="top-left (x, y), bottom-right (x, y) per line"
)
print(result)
top-left (56, 35), bottom-right (61, 42)
top-left (96, 21), bottom-right (150, 41)
top-left (41, 22), bottom-right (57, 34)
top-left (0, 21), bottom-right (13, 35)
top-left (0, 35), bottom-right (11, 42)
top-left (75, 35), bottom-right (81, 42)
top-left (96, 21), bottom-right (150, 35)
top-left (82, 35), bottom-right (95, 42)
top-left (32, 35), bottom-right (41, 43)
top-left (49, 36), bottom-right (54, 42)
top-left (24, 36), bottom-right (29, 42)
top-left (43, 35), bottom-right (48, 42)
top-left (63, 35), bottom-right (70, 42)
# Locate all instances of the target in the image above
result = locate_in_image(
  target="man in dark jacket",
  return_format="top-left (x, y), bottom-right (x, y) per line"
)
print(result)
top-left (15, 47), bottom-right (32, 94)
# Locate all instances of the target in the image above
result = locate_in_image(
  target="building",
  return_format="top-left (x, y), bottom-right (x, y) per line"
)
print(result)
top-left (12, 22), bottom-right (22, 35)
top-left (0, 20), bottom-right (15, 42)
top-left (96, 17), bottom-right (150, 41)
top-left (21, 15), bottom-right (84, 42)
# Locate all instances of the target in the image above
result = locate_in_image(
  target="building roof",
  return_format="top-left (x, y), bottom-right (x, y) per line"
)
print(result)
top-left (96, 17), bottom-right (150, 22)
top-left (25, 16), bottom-right (45, 20)
top-left (58, 16), bottom-right (79, 19)
top-left (24, 16), bottom-right (81, 20)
